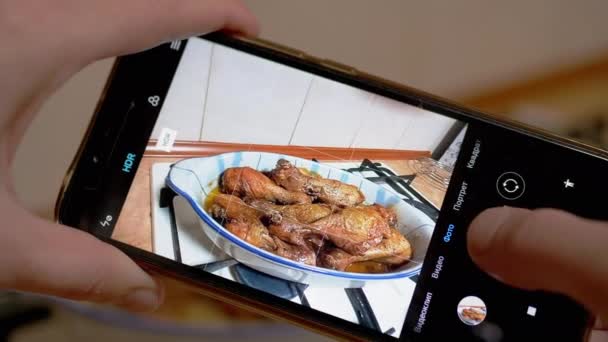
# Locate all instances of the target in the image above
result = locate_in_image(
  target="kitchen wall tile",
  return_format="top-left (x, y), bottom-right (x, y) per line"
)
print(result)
top-left (150, 39), bottom-right (212, 141)
top-left (396, 109), bottom-right (456, 153)
top-left (290, 77), bottom-right (374, 149)
top-left (351, 95), bottom-right (417, 150)
top-left (201, 45), bottom-right (313, 145)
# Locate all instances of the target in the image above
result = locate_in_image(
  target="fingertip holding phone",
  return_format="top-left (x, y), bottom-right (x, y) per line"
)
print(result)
top-left (57, 33), bottom-right (602, 341)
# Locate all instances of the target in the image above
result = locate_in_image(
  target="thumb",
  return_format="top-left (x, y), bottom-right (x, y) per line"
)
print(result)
top-left (467, 206), bottom-right (608, 323)
top-left (1, 203), bottom-right (163, 312)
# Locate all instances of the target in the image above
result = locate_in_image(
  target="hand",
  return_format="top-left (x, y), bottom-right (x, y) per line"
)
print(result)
top-left (468, 207), bottom-right (608, 341)
top-left (0, 0), bottom-right (258, 311)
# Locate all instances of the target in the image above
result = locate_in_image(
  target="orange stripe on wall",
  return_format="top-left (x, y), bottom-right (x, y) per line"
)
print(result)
top-left (146, 140), bottom-right (431, 160)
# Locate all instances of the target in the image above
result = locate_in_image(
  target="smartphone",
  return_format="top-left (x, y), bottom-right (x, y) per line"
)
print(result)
top-left (55, 32), bottom-right (601, 341)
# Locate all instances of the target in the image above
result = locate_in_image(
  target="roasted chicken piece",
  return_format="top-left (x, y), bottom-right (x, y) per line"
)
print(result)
top-left (367, 204), bottom-right (398, 228)
top-left (270, 159), bottom-right (364, 207)
top-left (208, 194), bottom-right (276, 251)
top-left (246, 199), bottom-right (334, 224)
top-left (269, 205), bottom-right (391, 255)
top-left (305, 235), bottom-right (326, 250)
top-left (221, 167), bottom-right (311, 204)
top-left (273, 237), bottom-right (316, 266)
top-left (318, 228), bottom-right (412, 271)
top-left (462, 308), bottom-right (486, 321)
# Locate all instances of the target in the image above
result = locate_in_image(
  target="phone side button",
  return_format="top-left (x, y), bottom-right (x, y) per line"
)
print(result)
top-left (319, 59), bottom-right (359, 76)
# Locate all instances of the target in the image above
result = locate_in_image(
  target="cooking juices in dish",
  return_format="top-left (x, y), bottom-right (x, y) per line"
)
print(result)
top-left (205, 159), bottom-right (413, 273)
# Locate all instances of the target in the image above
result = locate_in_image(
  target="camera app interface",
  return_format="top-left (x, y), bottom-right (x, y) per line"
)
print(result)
top-left (105, 37), bottom-right (467, 338)
top-left (93, 36), bottom-right (593, 340)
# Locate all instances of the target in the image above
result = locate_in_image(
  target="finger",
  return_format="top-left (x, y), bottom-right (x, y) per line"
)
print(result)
top-left (589, 330), bottom-right (608, 342)
top-left (595, 317), bottom-right (607, 330)
top-left (1, 207), bottom-right (163, 312)
top-left (1, 0), bottom-right (259, 163)
top-left (80, 0), bottom-right (260, 59)
top-left (467, 206), bottom-right (608, 322)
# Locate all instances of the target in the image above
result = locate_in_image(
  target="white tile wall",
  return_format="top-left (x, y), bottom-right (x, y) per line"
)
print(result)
top-left (289, 77), bottom-right (375, 147)
top-left (351, 95), bottom-right (417, 149)
top-left (153, 38), bottom-right (457, 153)
top-left (200, 45), bottom-right (313, 145)
top-left (396, 108), bottom-right (456, 152)
top-left (150, 39), bottom-right (213, 141)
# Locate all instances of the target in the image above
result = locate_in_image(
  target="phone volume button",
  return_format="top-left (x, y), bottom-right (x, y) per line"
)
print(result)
top-left (240, 36), bottom-right (307, 59)
top-left (319, 59), bottom-right (358, 76)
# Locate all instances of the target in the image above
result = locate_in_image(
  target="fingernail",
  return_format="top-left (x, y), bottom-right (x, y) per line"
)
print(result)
top-left (123, 285), bottom-right (163, 312)
top-left (468, 206), bottom-right (512, 255)
top-left (594, 316), bottom-right (606, 330)
top-left (488, 272), bottom-right (504, 283)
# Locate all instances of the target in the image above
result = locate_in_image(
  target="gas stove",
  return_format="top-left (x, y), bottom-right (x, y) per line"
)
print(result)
top-left (150, 159), bottom-right (439, 337)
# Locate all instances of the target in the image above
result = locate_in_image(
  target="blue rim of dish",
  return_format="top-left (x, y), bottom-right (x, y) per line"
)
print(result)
top-left (166, 159), bottom-right (422, 281)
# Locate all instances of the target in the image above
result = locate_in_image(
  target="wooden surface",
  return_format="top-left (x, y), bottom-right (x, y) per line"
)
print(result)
top-left (141, 276), bottom-right (266, 324)
top-left (113, 156), bottom-right (181, 252)
top-left (377, 159), bottom-right (448, 209)
top-left (462, 52), bottom-right (608, 115)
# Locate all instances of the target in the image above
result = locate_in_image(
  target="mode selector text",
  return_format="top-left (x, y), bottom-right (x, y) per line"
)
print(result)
top-left (453, 181), bottom-right (468, 212)
top-left (467, 140), bottom-right (481, 169)
top-left (122, 153), bottom-right (137, 173)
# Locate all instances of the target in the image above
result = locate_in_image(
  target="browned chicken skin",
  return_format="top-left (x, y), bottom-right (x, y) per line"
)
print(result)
top-left (367, 204), bottom-right (398, 228)
top-left (249, 200), bottom-right (334, 252)
top-left (209, 194), bottom-right (276, 251)
top-left (270, 159), bottom-right (364, 207)
top-left (221, 167), bottom-right (311, 204)
top-left (246, 199), bottom-right (334, 224)
top-left (209, 164), bottom-right (413, 273)
top-left (273, 237), bottom-right (316, 266)
top-left (269, 206), bottom-right (391, 255)
top-left (318, 228), bottom-right (412, 271)
top-left (462, 308), bottom-right (486, 321)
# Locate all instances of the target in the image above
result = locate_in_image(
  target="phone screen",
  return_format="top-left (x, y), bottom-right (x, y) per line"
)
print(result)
top-left (61, 35), bottom-right (601, 341)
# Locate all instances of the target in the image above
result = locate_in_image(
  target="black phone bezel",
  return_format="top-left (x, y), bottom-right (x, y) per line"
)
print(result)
top-left (56, 32), bottom-right (598, 342)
